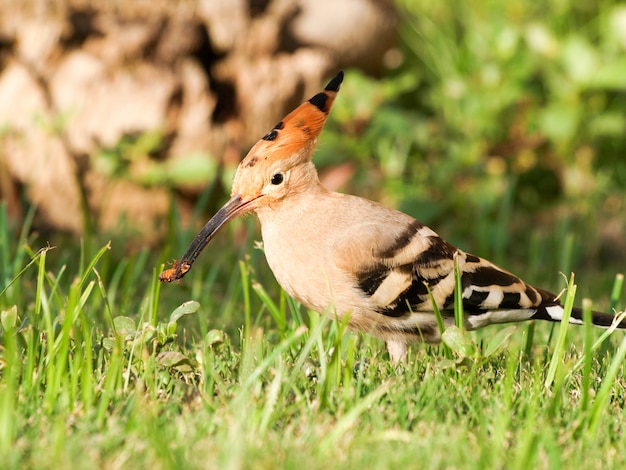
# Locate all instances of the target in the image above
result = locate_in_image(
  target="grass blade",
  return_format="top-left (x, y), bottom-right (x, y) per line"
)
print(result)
top-left (453, 252), bottom-right (465, 331)
top-left (580, 298), bottom-right (593, 414)
top-left (544, 273), bottom-right (576, 389)
top-left (426, 283), bottom-right (453, 359)
top-left (587, 334), bottom-right (626, 436)
top-left (610, 273), bottom-right (624, 312)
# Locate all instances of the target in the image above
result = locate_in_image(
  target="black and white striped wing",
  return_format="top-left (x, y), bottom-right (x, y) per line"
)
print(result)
top-left (337, 218), bottom-right (559, 322)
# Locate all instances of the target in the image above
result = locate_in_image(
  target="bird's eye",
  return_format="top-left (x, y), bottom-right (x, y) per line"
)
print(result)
top-left (271, 173), bottom-right (284, 185)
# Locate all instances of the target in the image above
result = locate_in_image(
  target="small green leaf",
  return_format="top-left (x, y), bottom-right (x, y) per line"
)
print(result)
top-left (139, 324), bottom-right (156, 344)
top-left (113, 316), bottom-right (136, 334)
top-left (442, 326), bottom-right (476, 358)
top-left (1, 305), bottom-right (18, 331)
top-left (205, 329), bottom-right (225, 346)
top-left (166, 321), bottom-right (177, 337)
top-left (157, 323), bottom-right (168, 345)
top-left (157, 351), bottom-right (191, 368)
top-left (169, 301), bottom-right (200, 323)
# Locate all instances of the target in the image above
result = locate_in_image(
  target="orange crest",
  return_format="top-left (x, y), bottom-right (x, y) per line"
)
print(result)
top-left (239, 71), bottom-right (344, 169)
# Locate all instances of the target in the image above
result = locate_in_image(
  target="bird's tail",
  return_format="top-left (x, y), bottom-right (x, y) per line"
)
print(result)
top-left (535, 304), bottom-right (626, 329)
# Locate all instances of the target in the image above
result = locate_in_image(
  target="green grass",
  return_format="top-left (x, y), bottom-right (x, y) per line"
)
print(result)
top-left (2, 1), bottom-right (626, 467)
top-left (1, 201), bottom-right (625, 469)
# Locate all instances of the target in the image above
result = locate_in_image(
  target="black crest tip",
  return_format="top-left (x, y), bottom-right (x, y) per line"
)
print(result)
top-left (262, 130), bottom-right (278, 141)
top-left (324, 70), bottom-right (344, 92)
top-left (308, 92), bottom-right (328, 111)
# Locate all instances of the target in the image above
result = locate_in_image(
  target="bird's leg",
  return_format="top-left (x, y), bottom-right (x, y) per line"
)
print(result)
top-left (386, 340), bottom-right (408, 363)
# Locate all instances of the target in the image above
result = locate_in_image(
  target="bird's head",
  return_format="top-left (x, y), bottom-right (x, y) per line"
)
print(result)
top-left (160, 71), bottom-right (344, 282)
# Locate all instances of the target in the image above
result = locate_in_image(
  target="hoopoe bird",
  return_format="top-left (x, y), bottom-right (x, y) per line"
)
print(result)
top-left (160, 71), bottom-right (625, 362)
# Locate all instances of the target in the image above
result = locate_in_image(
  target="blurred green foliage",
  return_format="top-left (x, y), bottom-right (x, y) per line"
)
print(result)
top-left (317, 0), bottom-right (626, 279)
top-left (95, 130), bottom-right (217, 186)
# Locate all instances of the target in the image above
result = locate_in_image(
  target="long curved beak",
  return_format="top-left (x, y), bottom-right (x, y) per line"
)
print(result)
top-left (159, 193), bottom-right (258, 282)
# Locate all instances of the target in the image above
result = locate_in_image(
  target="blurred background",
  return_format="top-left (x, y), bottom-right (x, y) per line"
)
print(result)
top-left (0, 0), bottom-right (625, 301)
